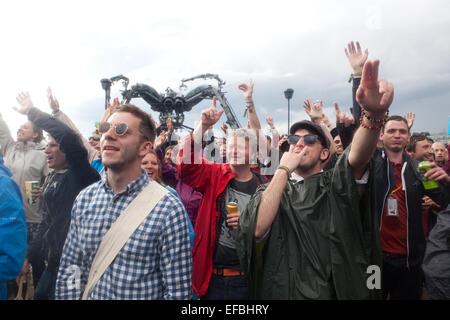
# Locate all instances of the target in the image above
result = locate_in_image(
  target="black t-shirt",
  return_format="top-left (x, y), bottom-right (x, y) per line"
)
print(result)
top-left (213, 173), bottom-right (259, 270)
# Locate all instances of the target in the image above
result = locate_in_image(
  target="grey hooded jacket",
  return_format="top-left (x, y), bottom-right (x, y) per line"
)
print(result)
top-left (0, 113), bottom-right (49, 223)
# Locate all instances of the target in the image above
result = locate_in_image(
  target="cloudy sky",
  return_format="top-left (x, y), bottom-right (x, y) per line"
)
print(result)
top-left (1, 0), bottom-right (449, 141)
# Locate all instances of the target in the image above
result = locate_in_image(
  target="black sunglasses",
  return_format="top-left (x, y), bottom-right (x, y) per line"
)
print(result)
top-left (98, 122), bottom-right (128, 136)
top-left (89, 136), bottom-right (100, 141)
top-left (287, 134), bottom-right (318, 146)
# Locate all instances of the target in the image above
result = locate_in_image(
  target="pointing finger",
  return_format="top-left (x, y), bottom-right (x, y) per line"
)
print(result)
top-left (334, 102), bottom-right (340, 113)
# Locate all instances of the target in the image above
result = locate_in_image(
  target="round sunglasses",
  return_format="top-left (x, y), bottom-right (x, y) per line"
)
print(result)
top-left (98, 122), bottom-right (128, 136)
top-left (287, 134), bottom-right (319, 145)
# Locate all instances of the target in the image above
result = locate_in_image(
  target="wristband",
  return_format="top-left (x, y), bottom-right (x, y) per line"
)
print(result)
top-left (348, 72), bottom-right (362, 83)
top-left (277, 165), bottom-right (292, 177)
top-left (359, 109), bottom-right (389, 130)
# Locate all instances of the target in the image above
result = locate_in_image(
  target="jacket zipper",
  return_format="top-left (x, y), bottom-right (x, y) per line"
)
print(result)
top-left (379, 154), bottom-right (391, 231)
top-left (401, 162), bottom-right (410, 269)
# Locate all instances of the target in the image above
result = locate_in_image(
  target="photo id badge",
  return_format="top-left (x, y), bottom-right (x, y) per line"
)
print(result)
top-left (387, 196), bottom-right (398, 217)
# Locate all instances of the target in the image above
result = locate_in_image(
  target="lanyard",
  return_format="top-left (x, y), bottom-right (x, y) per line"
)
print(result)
top-left (391, 185), bottom-right (402, 195)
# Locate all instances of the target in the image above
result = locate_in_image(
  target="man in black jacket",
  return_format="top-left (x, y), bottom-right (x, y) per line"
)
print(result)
top-left (13, 92), bottom-right (100, 300)
top-left (374, 116), bottom-right (449, 299)
top-left (346, 41), bottom-right (449, 299)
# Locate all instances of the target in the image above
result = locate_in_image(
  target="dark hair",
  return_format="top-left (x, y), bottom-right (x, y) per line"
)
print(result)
top-left (111, 104), bottom-right (156, 143)
top-left (383, 115), bottom-right (409, 133)
top-left (406, 133), bottom-right (433, 153)
top-left (31, 122), bottom-right (44, 143)
top-left (165, 145), bottom-right (174, 155)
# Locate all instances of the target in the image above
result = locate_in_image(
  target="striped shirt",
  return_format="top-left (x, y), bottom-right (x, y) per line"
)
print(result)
top-left (55, 170), bottom-right (192, 300)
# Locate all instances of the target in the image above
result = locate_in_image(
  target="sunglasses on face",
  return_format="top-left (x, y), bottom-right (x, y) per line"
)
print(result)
top-left (98, 122), bottom-right (128, 136)
top-left (287, 134), bottom-right (319, 145)
top-left (89, 136), bottom-right (100, 141)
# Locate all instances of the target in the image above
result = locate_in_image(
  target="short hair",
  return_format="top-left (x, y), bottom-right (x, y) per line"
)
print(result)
top-left (227, 128), bottom-right (258, 142)
top-left (226, 128), bottom-right (258, 164)
top-left (30, 122), bottom-right (44, 143)
top-left (383, 115), bottom-right (410, 133)
top-left (111, 104), bottom-right (156, 143)
top-left (406, 133), bottom-right (432, 153)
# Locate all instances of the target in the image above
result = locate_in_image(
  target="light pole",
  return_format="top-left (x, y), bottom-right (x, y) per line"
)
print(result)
top-left (284, 88), bottom-right (294, 133)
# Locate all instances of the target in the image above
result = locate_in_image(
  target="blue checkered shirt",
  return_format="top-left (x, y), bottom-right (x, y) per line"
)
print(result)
top-left (55, 170), bottom-right (192, 300)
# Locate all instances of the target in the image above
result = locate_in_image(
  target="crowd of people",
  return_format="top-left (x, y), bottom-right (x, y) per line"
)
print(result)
top-left (0, 41), bottom-right (449, 300)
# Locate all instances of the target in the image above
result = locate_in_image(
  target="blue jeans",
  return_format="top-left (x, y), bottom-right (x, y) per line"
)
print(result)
top-left (202, 274), bottom-right (248, 300)
top-left (34, 268), bottom-right (56, 300)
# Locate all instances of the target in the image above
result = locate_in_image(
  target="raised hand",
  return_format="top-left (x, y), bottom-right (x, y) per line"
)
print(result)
top-left (335, 102), bottom-right (355, 127)
top-left (100, 97), bottom-right (121, 123)
top-left (303, 98), bottom-right (323, 122)
top-left (14, 92), bottom-right (34, 114)
top-left (405, 112), bottom-right (415, 130)
top-left (355, 60), bottom-right (394, 117)
top-left (166, 117), bottom-right (174, 133)
top-left (345, 41), bottom-right (369, 74)
top-left (47, 86), bottom-right (60, 113)
top-left (221, 122), bottom-right (228, 135)
top-left (201, 96), bottom-right (224, 129)
top-left (155, 129), bottom-right (166, 150)
top-left (266, 115), bottom-right (275, 129)
top-left (238, 79), bottom-right (254, 104)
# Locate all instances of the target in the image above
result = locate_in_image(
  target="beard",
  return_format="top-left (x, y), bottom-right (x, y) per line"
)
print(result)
top-left (296, 161), bottom-right (317, 175)
top-left (102, 145), bottom-right (140, 171)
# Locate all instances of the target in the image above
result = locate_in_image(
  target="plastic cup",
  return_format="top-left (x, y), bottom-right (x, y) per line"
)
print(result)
top-left (25, 181), bottom-right (39, 205)
top-left (418, 161), bottom-right (438, 190)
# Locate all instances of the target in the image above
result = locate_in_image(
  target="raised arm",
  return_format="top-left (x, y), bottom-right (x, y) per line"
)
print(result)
top-left (266, 116), bottom-right (280, 148)
top-left (334, 102), bottom-right (357, 150)
top-left (239, 80), bottom-right (269, 158)
top-left (254, 146), bottom-right (309, 239)
top-left (192, 96), bottom-right (224, 146)
top-left (405, 112), bottom-right (415, 131)
top-left (345, 41), bottom-right (369, 126)
top-left (47, 87), bottom-right (100, 163)
top-left (303, 98), bottom-right (337, 166)
top-left (349, 60), bottom-right (394, 179)
top-left (14, 92), bottom-right (100, 184)
top-left (178, 97), bottom-right (224, 192)
top-left (239, 80), bottom-right (262, 130)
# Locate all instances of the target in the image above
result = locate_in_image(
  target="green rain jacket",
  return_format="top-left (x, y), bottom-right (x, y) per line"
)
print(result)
top-left (236, 147), bottom-right (382, 299)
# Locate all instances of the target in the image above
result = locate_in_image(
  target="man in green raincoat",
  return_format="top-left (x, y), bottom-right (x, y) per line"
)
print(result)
top-left (236, 59), bottom-right (394, 299)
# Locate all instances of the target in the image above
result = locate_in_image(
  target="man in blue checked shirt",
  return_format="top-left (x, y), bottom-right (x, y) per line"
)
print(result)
top-left (55, 104), bottom-right (192, 300)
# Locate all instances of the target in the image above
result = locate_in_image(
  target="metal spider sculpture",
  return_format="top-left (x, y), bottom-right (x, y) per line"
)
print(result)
top-left (101, 73), bottom-right (241, 131)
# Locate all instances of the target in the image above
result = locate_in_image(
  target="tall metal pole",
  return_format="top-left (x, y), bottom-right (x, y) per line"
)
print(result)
top-left (284, 88), bottom-right (294, 133)
top-left (288, 99), bottom-right (290, 133)
top-left (101, 78), bottom-right (112, 110)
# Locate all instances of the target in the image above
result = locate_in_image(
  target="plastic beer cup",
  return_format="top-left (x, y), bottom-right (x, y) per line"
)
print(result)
top-left (418, 161), bottom-right (438, 190)
top-left (25, 181), bottom-right (39, 205)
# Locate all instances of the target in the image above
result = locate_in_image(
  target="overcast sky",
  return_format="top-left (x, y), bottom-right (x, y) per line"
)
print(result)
top-left (1, 0), bottom-right (449, 142)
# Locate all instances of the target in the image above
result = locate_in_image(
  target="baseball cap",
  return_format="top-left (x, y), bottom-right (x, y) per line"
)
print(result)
top-left (289, 120), bottom-right (330, 149)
